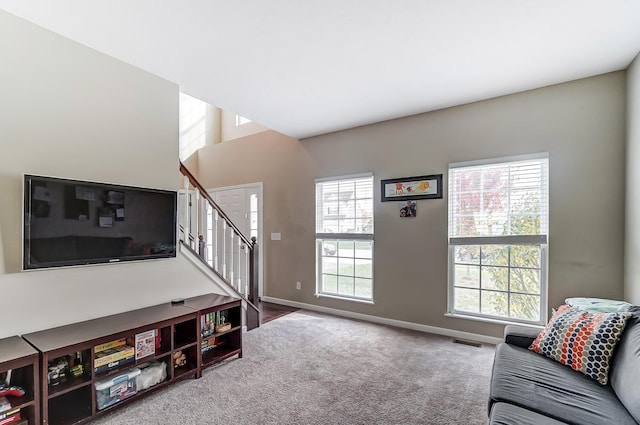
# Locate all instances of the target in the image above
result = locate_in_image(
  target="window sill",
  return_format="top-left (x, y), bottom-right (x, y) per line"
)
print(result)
top-left (315, 293), bottom-right (375, 305)
top-left (444, 313), bottom-right (545, 328)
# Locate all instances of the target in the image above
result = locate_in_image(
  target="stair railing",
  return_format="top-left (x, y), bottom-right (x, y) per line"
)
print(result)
top-left (179, 163), bottom-right (260, 330)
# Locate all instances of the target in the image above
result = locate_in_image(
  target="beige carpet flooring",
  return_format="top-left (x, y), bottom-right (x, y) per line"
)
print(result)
top-left (91, 310), bottom-right (496, 425)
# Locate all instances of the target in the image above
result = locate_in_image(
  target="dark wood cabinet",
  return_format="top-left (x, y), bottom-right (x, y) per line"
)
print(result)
top-left (184, 293), bottom-right (242, 377)
top-left (0, 336), bottom-right (40, 425)
top-left (21, 293), bottom-right (241, 425)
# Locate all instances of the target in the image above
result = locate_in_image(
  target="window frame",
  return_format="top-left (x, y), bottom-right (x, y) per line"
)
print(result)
top-left (315, 173), bottom-right (374, 303)
top-left (447, 153), bottom-right (549, 325)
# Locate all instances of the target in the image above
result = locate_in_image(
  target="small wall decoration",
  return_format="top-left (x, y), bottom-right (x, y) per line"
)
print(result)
top-left (400, 201), bottom-right (417, 218)
top-left (381, 174), bottom-right (443, 202)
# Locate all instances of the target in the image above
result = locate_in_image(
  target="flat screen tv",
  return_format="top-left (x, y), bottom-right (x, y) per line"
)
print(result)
top-left (23, 174), bottom-right (177, 270)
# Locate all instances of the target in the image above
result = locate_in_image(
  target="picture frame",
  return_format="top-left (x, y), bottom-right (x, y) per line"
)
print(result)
top-left (381, 174), bottom-right (443, 202)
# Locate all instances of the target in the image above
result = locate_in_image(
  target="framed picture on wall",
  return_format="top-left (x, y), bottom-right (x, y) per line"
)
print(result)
top-left (381, 174), bottom-right (443, 202)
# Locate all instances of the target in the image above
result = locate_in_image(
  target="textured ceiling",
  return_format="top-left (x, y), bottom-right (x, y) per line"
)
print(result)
top-left (1, 1), bottom-right (639, 139)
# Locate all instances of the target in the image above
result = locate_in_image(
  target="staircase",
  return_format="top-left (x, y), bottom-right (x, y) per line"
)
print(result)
top-left (179, 163), bottom-right (260, 330)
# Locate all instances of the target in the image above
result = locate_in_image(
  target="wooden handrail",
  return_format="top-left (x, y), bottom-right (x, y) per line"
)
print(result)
top-left (179, 162), bottom-right (254, 248)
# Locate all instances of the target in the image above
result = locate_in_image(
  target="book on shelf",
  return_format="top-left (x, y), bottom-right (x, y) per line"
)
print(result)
top-left (94, 356), bottom-right (135, 375)
top-left (201, 337), bottom-right (218, 353)
top-left (201, 312), bottom-right (216, 337)
top-left (135, 330), bottom-right (156, 360)
top-left (94, 338), bottom-right (127, 354)
top-left (94, 345), bottom-right (135, 372)
top-left (155, 328), bottom-right (161, 350)
top-left (201, 336), bottom-right (227, 353)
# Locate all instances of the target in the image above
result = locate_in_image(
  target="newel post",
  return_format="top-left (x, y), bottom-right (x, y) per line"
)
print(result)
top-left (249, 236), bottom-right (259, 305)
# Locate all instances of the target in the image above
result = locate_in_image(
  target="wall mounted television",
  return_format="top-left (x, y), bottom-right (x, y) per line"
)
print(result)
top-left (23, 174), bottom-right (177, 270)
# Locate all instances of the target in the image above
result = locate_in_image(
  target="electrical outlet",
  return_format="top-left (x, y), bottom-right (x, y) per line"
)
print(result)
top-left (296, 281), bottom-right (301, 290)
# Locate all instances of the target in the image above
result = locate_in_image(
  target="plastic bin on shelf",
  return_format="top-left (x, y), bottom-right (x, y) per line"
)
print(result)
top-left (95, 368), bottom-right (141, 410)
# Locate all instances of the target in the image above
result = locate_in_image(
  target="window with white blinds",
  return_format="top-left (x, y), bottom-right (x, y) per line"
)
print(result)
top-left (315, 174), bottom-right (374, 302)
top-left (448, 154), bottom-right (549, 324)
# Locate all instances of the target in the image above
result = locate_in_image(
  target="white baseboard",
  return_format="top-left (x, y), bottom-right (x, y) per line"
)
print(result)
top-left (261, 296), bottom-right (503, 346)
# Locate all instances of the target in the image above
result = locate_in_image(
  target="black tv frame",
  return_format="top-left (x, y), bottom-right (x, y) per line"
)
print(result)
top-left (23, 174), bottom-right (177, 270)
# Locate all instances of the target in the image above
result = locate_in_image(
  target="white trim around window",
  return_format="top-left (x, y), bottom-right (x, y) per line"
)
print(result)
top-left (447, 153), bottom-right (549, 325)
top-left (315, 174), bottom-right (374, 302)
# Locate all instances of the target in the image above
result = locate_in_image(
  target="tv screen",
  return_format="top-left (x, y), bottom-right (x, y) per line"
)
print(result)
top-left (23, 174), bottom-right (177, 270)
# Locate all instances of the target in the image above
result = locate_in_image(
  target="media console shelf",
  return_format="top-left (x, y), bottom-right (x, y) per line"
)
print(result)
top-left (183, 293), bottom-right (242, 377)
top-left (22, 293), bottom-right (241, 425)
top-left (0, 336), bottom-right (40, 425)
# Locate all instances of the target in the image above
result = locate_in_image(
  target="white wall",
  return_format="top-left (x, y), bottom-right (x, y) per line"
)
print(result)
top-left (0, 10), bottom-right (219, 338)
top-left (626, 52), bottom-right (640, 305)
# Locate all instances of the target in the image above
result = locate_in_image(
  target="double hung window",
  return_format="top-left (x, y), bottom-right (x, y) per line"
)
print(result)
top-left (315, 174), bottom-right (374, 302)
top-left (448, 154), bottom-right (549, 324)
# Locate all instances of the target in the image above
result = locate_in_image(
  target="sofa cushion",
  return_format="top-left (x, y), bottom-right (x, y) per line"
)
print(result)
top-left (609, 307), bottom-right (640, 423)
top-left (490, 343), bottom-right (637, 425)
top-left (490, 402), bottom-right (569, 425)
top-left (565, 297), bottom-right (633, 313)
top-left (529, 305), bottom-right (632, 384)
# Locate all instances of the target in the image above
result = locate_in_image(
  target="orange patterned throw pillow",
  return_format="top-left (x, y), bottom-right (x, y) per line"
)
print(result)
top-left (529, 304), bottom-right (632, 385)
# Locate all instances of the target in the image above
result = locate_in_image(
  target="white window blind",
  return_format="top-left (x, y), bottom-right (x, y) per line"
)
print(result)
top-left (449, 154), bottom-right (549, 241)
top-left (316, 174), bottom-right (374, 237)
top-left (448, 154), bottom-right (549, 324)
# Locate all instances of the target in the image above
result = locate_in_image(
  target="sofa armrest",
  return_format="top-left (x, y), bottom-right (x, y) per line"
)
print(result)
top-left (504, 325), bottom-right (543, 348)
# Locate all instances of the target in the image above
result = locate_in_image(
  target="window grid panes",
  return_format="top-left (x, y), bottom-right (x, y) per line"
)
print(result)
top-left (448, 155), bottom-right (548, 324)
top-left (316, 175), bottom-right (373, 302)
top-left (452, 244), bottom-right (542, 322)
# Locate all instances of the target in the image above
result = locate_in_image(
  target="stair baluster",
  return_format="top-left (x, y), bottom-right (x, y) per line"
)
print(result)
top-left (179, 162), bottom-right (260, 330)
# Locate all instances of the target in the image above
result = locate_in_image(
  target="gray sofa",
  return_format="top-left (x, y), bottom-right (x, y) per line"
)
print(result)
top-left (488, 306), bottom-right (640, 425)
